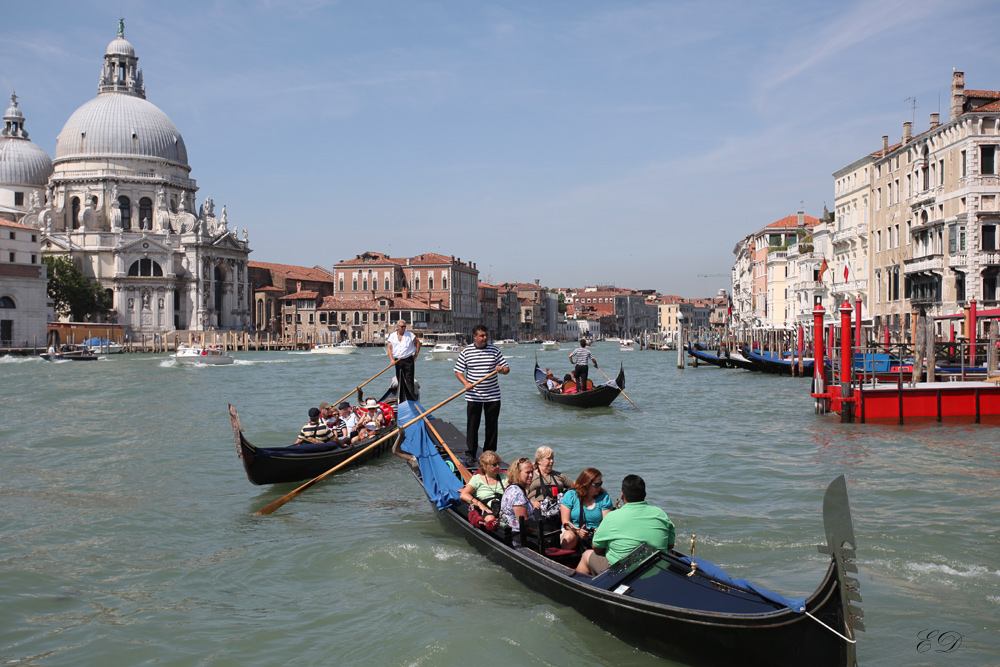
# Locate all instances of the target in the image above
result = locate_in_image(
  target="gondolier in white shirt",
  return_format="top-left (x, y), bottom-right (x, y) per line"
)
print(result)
top-left (387, 320), bottom-right (421, 402)
top-left (454, 324), bottom-right (510, 464)
top-left (569, 339), bottom-right (598, 393)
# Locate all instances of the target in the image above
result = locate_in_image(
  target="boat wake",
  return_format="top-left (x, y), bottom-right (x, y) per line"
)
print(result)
top-left (0, 355), bottom-right (41, 364)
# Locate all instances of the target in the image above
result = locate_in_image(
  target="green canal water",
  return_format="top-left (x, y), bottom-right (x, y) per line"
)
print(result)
top-left (1, 342), bottom-right (998, 665)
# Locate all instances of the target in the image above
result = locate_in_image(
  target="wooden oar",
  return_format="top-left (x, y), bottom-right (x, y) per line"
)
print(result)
top-left (330, 362), bottom-right (393, 408)
top-left (255, 370), bottom-right (498, 515)
top-left (597, 366), bottom-right (643, 412)
top-left (423, 417), bottom-right (472, 484)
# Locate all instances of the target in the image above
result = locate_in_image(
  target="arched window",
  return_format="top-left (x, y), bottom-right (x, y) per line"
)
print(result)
top-left (354, 311), bottom-right (360, 325)
top-left (71, 197), bottom-right (81, 230)
top-left (214, 265), bottom-right (224, 315)
top-left (139, 197), bottom-right (153, 229)
top-left (118, 196), bottom-right (131, 230)
top-left (0, 296), bottom-right (15, 308)
top-left (127, 259), bottom-right (164, 276)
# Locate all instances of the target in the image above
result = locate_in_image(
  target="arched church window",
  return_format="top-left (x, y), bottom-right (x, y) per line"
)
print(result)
top-left (354, 312), bottom-right (360, 325)
top-left (139, 198), bottom-right (153, 229)
top-left (127, 259), bottom-right (164, 277)
top-left (71, 197), bottom-right (81, 230)
top-left (118, 196), bottom-right (131, 230)
top-left (0, 296), bottom-right (15, 308)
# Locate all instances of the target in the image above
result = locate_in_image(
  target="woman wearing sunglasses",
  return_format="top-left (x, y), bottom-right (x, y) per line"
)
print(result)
top-left (560, 467), bottom-right (613, 551)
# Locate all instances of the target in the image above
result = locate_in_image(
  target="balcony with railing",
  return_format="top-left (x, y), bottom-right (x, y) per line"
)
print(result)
top-left (830, 279), bottom-right (868, 296)
top-left (832, 223), bottom-right (868, 244)
top-left (903, 254), bottom-right (944, 274)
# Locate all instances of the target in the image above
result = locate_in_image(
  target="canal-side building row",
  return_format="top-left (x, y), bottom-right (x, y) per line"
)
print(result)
top-left (732, 70), bottom-right (1000, 342)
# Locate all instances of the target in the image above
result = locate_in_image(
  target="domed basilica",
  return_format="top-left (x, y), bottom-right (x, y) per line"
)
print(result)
top-left (6, 20), bottom-right (251, 334)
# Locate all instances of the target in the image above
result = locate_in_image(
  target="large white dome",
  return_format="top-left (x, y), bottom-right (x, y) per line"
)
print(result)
top-left (54, 94), bottom-right (188, 166)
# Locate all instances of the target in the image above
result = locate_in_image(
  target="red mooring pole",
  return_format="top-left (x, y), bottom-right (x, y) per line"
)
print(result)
top-left (854, 297), bottom-right (862, 349)
top-left (839, 300), bottom-right (854, 423)
top-left (813, 302), bottom-right (826, 414)
top-left (969, 299), bottom-right (978, 367)
top-left (797, 324), bottom-right (804, 376)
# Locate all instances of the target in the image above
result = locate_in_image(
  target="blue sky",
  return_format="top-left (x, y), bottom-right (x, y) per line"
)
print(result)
top-left (3, 0), bottom-right (999, 297)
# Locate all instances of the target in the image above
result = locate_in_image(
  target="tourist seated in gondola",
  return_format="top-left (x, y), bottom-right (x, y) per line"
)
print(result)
top-left (576, 474), bottom-right (675, 576)
top-left (561, 373), bottom-right (578, 394)
top-left (560, 468), bottom-right (613, 551)
top-left (351, 398), bottom-right (385, 443)
top-left (293, 407), bottom-right (332, 445)
top-left (499, 457), bottom-right (541, 533)
top-left (527, 446), bottom-right (573, 519)
top-left (459, 450), bottom-right (508, 521)
top-left (543, 369), bottom-right (562, 393)
top-left (334, 401), bottom-right (361, 442)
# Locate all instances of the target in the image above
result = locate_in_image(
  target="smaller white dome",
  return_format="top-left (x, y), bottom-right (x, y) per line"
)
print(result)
top-left (4, 101), bottom-right (23, 120)
top-left (106, 37), bottom-right (135, 57)
top-left (0, 138), bottom-right (54, 187)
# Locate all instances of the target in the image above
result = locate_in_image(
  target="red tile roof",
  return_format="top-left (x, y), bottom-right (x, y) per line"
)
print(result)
top-left (280, 291), bottom-right (319, 300)
top-left (249, 261), bottom-right (335, 282)
top-left (0, 219), bottom-right (36, 230)
top-left (965, 89), bottom-right (1000, 100)
top-left (763, 214), bottom-right (820, 230)
top-left (255, 286), bottom-right (285, 293)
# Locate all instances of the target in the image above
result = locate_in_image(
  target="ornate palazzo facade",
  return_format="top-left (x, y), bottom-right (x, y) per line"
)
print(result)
top-left (17, 22), bottom-right (251, 333)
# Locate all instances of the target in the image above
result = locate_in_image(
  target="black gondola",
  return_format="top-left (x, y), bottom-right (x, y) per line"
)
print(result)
top-left (685, 345), bottom-right (735, 368)
top-left (533, 361), bottom-right (625, 408)
top-left (402, 415), bottom-right (863, 667)
top-left (228, 404), bottom-right (396, 485)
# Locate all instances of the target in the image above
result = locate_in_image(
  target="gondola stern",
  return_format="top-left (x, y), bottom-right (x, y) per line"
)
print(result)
top-left (615, 363), bottom-right (625, 390)
top-left (816, 474), bottom-right (865, 660)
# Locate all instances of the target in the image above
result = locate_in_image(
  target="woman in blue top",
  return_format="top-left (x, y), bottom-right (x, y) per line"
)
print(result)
top-left (560, 467), bottom-right (614, 550)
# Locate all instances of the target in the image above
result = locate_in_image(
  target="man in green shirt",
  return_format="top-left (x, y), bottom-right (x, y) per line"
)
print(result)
top-left (576, 474), bottom-right (675, 576)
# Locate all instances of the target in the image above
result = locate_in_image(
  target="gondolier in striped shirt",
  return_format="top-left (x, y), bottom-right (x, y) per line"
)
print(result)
top-left (569, 339), bottom-right (598, 393)
top-left (454, 324), bottom-right (510, 464)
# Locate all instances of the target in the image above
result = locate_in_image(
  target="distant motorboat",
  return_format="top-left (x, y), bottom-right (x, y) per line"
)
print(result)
top-left (429, 343), bottom-right (463, 360)
top-left (82, 337), bottom-right (123, 354)
top-left (174, 344), bottom-right (234, 365)
top-left (41, 344), bottom-right (98, 361)
top-left (540, 340), bottom-right (561, 351)
top-left (619, 339), bottom-right (635, 351)
top-left (309, 341), bottom-right (359, 355)
top-left (494, 339), bottom-right (519, 348)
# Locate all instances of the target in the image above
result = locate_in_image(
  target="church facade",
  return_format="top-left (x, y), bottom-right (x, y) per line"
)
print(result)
top-left (10, 21), bottom-right (251, 334)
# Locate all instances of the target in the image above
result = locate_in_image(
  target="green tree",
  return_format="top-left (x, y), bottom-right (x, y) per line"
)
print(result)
top-left (42, 256), bottom-right (113, 321)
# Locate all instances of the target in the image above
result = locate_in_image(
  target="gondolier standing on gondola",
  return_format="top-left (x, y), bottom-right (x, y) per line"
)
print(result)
top-left (387, 320), bottom-right (421, 402)
top-left (569, 339), bottom-right (598, 393)
top-left (454, 324), bottom-right (510, 465)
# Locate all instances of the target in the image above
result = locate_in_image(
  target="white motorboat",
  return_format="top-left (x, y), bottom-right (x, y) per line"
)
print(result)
top-left (619, 339), bottom-right (636, 351)
top-left (423, 333), bottom-right (463, 360)
top-left (540, 340), bottom-right (561, 351)
top-left (429, 343), bottom-right (463, 360)
top-left (309, 341), bottom-right (359, 355)
top-left (173, 345), bottom-right (234, 365)
top-left (82, 337), bottom-right (123, 354)
top-left (494, 339), bottom-right (519, 348)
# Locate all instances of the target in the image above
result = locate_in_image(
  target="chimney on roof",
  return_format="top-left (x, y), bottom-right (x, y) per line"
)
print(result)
top-left (535, 279), bottom-right (540, 285)
top-left (950, 70), bottom-right (965, 121)
top-left (929, 112), bottom-right (940, 129)
top-left (296, 281), bottom-right (302, 293)
top-left (882, 135), bottom-right (889, 155)
top-left (797, 209), bottom-right (805, 227)
top-left (903, 121), bottom-right (912, 144)
top-left (406, 258), bottom-right (410, 266)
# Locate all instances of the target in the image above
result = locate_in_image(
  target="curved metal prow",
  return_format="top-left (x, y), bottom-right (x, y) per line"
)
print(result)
top-left (817, 475), bottom-right (865, 654)
top-left (228, 403), bottom-right (250, 458)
